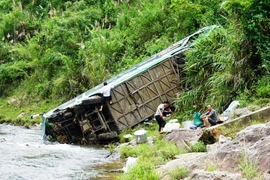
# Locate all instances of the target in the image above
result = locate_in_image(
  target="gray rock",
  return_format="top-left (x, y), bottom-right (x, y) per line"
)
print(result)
top-left (208, 122), bottom-right (270, 175)
top-left (147, 136), bottom-right (156, 146)
top-left (206, 143), bottom-right (218, 153)
top-left (218, 135), bottom-right (232, 144)
top-left (17, 112), bottom-right (25, 119)
top-left (128, 139), bottom-right (137, 146)
top-left (262, 172), bottom-right (270, 180)
top-left (185, 169), bottom-right (244, 180)
top-left (221, 107), bottom-right (253, 120)
top-left (163, 129), bottom-right (203, 150)
top-left (164, 129), bottom-right (203, 142)
top-left (158, 153), bottom-right (207, 180)
top-left (159, 122), bottom-right (270, 180)
top-left (234, 107), bottom-right (252, 117)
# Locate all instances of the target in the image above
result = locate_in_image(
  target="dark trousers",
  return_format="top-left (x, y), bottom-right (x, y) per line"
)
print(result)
top-left (102, 96), bottom-right (112, 105)
top-left (155, 115), bottom-right (166, 132)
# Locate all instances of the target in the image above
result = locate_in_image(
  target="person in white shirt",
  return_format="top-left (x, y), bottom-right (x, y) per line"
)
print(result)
top-left (99, 82), bottom-right (113, 112)
top-left (154, 101), bottom-right (170, 134)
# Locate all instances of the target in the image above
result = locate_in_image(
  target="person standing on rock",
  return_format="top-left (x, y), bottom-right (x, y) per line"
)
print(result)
top-left (154, 101), bottom-right (170, 134)
top-left (200, 104), bottom-right (217, 127)
top-left (99, 82), bottom-right (113, 112)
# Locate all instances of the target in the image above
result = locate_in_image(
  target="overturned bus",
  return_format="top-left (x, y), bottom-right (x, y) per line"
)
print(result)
top-left (42, 26), bottom-right (217, 144)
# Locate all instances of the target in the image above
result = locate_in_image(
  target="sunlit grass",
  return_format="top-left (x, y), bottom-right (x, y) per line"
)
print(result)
top-left (169, 166), bottom-right (188, 180)
top-left (0, 97), bottom-right (62, 126)
top-left (118, 138), bottom-right (187, 180)
top-left (238, 153), bottom-right (261, 179)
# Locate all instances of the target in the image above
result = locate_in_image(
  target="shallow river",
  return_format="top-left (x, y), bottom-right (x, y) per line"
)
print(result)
top-left (0, 124), bottom-right (123, 180)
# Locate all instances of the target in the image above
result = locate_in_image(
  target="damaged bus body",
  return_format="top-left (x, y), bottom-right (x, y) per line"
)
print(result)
top-left (42, 26), bottom-right (216, 144)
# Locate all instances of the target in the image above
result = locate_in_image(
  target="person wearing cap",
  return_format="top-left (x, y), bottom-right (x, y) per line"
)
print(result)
top-left (154, 101), bottom-right (170, 134)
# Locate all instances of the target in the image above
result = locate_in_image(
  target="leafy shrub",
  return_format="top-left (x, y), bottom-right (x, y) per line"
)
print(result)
top-left (191, 141), bottom-right (206, 152)
top-left (207, 164), bottom-right (217, 172)
top-left (256, 76), bottom-right (270, 98)
top-left (175, 25), bottom-right (250, 118)
top-left (238, 153), bottom-right (260, 179)
top-left (119, 139), bottom-right (185, 165)
top-left (169, 166), bottom-right (188, 180)
top-left (119, 160), bottom-right (159, 180)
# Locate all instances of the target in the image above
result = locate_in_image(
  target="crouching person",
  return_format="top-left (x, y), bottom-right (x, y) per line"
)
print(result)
top-left (200, 104), bottom-right (217, 127)
top-left (154, 101), bottom-right (170, 134)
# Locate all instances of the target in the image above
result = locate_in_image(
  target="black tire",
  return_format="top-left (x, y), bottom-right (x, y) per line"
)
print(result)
top-left (97, 131), bottom-right (118, 141)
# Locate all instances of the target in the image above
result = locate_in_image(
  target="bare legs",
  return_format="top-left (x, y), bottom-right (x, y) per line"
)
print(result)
top-left (99, 101), bottom-right (113, 112)
top-left (99, 105), bottom-right (103, 112)
top-left (200, 115), bottom-right (210, 127)
top-left (159, 127), bottom-right (164, 134)
top-left (203, 117), bottom-right (210, 127)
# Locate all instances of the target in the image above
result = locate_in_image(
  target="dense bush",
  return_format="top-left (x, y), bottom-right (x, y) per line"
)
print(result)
top-left (175, 0), bottom-right (270, 119)
top-left (0, 0), bottom-right (224, 100)
top-left (0, 0), bottom-right (269, 123)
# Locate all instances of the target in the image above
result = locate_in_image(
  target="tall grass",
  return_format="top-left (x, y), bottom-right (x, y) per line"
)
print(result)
top-left (238, 153), bottom-right (260, 179)
top-left (175, 25), bottom-right (250, 120)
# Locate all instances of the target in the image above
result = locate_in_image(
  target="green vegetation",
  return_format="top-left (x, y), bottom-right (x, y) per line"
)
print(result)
top-left (191, 141), bottom-right (207, 152)
top-left (119, 160), bottom-right (159, 180)
top-left (107, 143), bottom-right (117, 153)
top-left (119, 139), bottom-right (185, 164)
top-left (118, 123), bottom-right (160, 143)
top-left (0, 1), bottom-right (269, 127)
top-left (0, 97), bottom-right (60, 127)
top-left (238, 153), bottom-right (261, 179)
top-left (218, 118), bottom-right (267, 139)
top-left (175, 0), bottom-right (270, 121)
top-left (118, 139), bottom-right (186, 179)
top-left (1, 0), bottom-right (269, 179)
top-left (207, 164), bottom-right (217, 172)
top-left (169, 166), bottom-right (188, 180)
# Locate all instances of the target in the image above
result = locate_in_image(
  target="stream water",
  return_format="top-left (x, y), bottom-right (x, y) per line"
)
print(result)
top-left (0, 124), bottom-right (123, 180)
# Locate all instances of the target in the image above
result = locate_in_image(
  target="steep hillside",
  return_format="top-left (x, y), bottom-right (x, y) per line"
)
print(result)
top-left (0, 0), bottom-right (269, 125)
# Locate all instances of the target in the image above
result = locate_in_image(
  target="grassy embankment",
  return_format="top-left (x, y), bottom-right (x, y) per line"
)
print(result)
top-left (0, 96), bottom-right (63, 127)
top-left (112, 119), bottom-right (206, 180)
top-left (114, 104), bottom-right (269, 180)
top-left (0, 0), bottom-right (224, 126)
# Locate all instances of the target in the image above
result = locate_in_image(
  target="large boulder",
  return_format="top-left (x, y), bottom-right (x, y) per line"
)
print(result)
top-left (206, 122), bottom-right (270, 178)
top-left (159, 121), bottom-right (270, 179)
top-left (158, 153), bottom-right (207, 180)
top-left (185, 169), bottom-right (243, 180)
top-left (163, 129), bottom-right (203, 150)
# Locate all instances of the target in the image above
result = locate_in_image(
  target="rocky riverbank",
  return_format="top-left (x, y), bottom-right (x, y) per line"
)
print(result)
top-left (93, 106), bottom-right (270, 179)
top-left (158, 121), bottom-right (270, 179)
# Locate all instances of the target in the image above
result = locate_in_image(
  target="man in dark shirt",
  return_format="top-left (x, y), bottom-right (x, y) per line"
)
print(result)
top-left (200, 104), bottom-right (217, 127)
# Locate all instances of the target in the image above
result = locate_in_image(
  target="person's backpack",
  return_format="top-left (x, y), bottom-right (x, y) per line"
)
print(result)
top-left (194, 112), bottom-right (203, 127)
